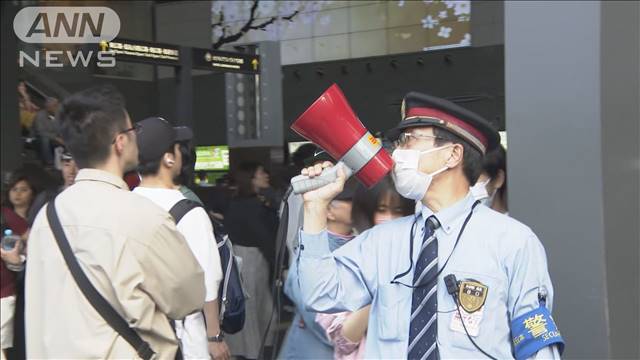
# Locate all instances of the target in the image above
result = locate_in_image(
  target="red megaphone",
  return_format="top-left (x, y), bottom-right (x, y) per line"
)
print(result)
top-left (291, 84), bottom-right (393, 188)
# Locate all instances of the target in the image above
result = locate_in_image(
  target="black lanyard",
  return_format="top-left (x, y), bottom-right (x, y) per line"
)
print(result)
top-left (390, 200), bottom-right (480, 288)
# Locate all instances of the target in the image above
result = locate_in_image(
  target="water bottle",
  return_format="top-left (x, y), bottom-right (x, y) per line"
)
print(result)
top-left (1, 229), bottom-right (20, 251)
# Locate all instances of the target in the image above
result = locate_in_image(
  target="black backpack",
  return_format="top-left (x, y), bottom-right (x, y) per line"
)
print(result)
top-left (169, 199), bottom-right (246, 334)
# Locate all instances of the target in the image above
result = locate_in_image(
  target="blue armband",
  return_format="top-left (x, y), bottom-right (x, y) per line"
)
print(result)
top-left (511, 304), bottom-right (565, 359)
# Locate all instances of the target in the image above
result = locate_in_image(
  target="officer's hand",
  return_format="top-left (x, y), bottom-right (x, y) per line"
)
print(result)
top-left (300, 161), bottom-right (346, 205)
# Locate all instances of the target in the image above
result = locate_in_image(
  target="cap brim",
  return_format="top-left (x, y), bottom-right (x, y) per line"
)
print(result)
top-left (304, 151), bottom-right (335, 167)
top-left (385, 117), bottom-right (500, 153)
top-left (174, 127), bottom-right (193, 142)
top-left (385, 118), bottom-right (438, 141)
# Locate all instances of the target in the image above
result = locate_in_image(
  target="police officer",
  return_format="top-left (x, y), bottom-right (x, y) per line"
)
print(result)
top-left (296, 92), bottom-right (564, 359)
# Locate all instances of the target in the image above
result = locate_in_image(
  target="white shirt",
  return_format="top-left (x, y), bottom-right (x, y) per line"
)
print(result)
top-left (134, 187), bottom-right (223, 359)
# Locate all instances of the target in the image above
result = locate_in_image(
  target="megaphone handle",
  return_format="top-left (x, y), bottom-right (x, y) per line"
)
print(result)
top-left (290, 162), bottom-right (353, 195)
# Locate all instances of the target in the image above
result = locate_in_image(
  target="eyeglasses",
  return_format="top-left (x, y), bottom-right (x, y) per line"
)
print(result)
top-left (394, 132), bottom-right (442, 148)
top-left (111, 123), bottom-right (141, 144)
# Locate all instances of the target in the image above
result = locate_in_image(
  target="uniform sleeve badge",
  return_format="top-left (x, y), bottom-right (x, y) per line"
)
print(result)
top-left (458, 280), bottom-right (488, 313)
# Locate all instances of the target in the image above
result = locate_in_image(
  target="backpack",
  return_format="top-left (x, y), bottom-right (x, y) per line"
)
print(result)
top-left (169, 199), bottom-right (246, 334)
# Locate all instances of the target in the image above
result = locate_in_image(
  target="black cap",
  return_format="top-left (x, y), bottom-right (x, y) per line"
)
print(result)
top-left (137, 117), bottom-right (193, 163)
top-left (334, 177), bottom-right (358, 201)
top-left (386, 92), bottom-right (499, 154)
top-left (61, 152), bottom-right (73, 161)
top-left (61, 149), bottom-right (73, 161)
top-left (304, 149), bottom-right (335, 167)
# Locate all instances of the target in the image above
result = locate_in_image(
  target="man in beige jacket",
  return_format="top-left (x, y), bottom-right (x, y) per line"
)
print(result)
top-left (26, 85), bottom-right (206, 359)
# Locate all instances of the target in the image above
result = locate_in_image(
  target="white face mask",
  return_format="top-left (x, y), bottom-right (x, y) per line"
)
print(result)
top-left (471, 178), bottom-right (496, 207)
top-left (470, 178), bottom-right (490, 200)
top-left (391, 146), bottom-right (451, 201)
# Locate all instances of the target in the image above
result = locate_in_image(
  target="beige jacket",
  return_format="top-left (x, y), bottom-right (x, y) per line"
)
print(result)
top-left (26, 169), bottom-right (205, 359)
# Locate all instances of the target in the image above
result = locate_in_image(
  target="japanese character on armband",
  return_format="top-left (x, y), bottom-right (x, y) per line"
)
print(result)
top-left (510, 287), bottom-right (565, 359)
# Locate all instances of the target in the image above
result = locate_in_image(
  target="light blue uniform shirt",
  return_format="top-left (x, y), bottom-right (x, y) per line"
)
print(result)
top-left (280, 233), bottom-right (351, 359)
top-left (297, 193), bottom-right (561, 359)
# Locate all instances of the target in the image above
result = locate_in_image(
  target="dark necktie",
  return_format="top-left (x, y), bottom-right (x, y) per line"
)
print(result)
top-left (408, 215), bottom-right (441, 360)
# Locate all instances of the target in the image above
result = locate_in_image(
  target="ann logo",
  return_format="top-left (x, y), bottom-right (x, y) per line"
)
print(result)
top-left (14, 7), bottom-right (120, 44)
top-left (27, 12), bottom-right (104, 38)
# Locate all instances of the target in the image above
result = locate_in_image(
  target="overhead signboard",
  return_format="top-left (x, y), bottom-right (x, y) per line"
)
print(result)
top-left (95, 38), bottom-right (260, 73)
top-left (192, 48), bottom-right (259, 74)
top-left (98, 38), bottom-right (180, 66)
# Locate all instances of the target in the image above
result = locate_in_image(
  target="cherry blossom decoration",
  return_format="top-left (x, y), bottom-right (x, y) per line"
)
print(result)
top-left (416, 0), bottom-right (472, 51)
top-left (438, 26), bottom-right (452, 38)
top-left (211, 0), bottom-right (310, 49)
top-left (422, 15), bottom-right (439, 29)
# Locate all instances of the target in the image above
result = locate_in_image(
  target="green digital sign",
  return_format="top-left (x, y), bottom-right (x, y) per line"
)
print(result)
top-left (194, 145), bottom-right (229, 171)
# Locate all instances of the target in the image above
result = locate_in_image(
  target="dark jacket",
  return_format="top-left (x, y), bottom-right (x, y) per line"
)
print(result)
top-left (223, 195), bottom-right (278, 266)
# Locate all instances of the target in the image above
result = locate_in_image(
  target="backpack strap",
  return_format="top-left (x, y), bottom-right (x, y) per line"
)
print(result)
top-left (169, 199), bottom-right (202, 224)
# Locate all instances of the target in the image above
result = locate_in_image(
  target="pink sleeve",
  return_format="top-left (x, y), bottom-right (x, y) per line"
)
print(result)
top-left (316, 312), bottom-right (361, 357)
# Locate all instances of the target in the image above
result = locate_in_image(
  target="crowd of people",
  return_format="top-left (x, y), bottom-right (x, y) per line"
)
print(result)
top-left (0, 83), bottom-right (549, 360)
top-left (17, 82), bottom-right (66, 168)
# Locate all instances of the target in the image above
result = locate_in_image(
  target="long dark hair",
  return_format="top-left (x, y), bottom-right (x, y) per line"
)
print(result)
top-left (351, 176), bottom-right (414, 233)
top-left (234, 161), bottom-right (263, 198)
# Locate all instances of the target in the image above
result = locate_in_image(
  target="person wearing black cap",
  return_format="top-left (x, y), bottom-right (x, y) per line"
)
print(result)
top-left (283, 147), bottom-right (337, 266)
top-left (279, 177), bottom-right (358, 359)
top-left (277, 148), bottom-right (344, 360)
top-left (295, 92), bottom-right (564, 359)
top-left (325, 178), bottom-right (358, 238)
top-left (133, 117), bottom-right (229, 360)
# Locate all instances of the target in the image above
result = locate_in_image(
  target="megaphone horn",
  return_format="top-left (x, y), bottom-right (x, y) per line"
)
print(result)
top-left (290, 84), bottom-right (393, 194)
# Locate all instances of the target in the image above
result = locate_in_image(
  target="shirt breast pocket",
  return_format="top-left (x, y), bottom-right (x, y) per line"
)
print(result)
top-left (376, 283), bottom-right (409, 341)
top-left (443, 271), bottom-right (504, 352)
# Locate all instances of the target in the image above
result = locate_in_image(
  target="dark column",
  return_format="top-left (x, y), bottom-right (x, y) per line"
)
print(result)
top-left (1, 2), bottom-right (21, 174)
top-left (151, 1), bottom-right (160, 115)
top-left (601, 1), bottom-right (640, 358)
top-left (506, 1), bottom-right (640, 358)
top-left (176, 46), bottom-right (193, 128)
